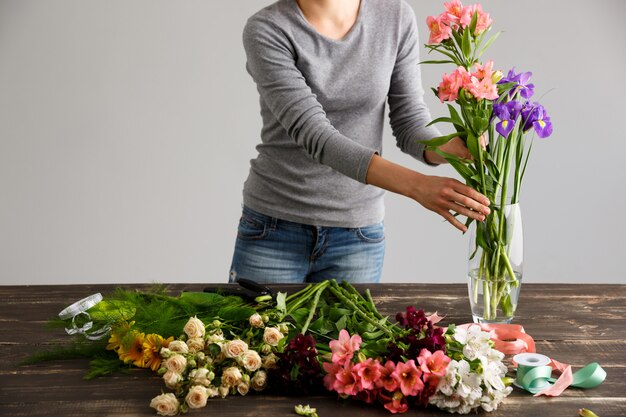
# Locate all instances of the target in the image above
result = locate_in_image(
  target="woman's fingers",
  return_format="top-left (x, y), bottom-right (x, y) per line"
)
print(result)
top-left (440, 209), bottom-right (468, 232)
top-left (452, 182), bottom-right (490, 214)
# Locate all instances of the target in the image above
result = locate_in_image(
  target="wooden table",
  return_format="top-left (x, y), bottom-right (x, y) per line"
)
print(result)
top-left (1, 284), bottom-right (625, 417)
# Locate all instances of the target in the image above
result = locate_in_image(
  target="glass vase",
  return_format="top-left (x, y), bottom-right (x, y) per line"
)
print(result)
top-left (467, 203), bottom-right (523, 323)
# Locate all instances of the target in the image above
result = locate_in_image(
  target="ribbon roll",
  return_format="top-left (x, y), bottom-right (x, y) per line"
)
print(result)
top-left (58, 293), bottom-right (111, 340)
top-left (513, 352), bottom-right (606, 396)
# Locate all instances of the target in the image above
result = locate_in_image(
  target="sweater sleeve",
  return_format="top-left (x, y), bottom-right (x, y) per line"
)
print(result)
top-left (387, 1), bottom-right (441, 164)
top-left (242, 16), bottom-right (377, 184)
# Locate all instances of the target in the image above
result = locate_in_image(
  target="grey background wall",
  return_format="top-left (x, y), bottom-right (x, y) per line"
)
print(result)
top-left (1, 0), bottom-right (624, 285)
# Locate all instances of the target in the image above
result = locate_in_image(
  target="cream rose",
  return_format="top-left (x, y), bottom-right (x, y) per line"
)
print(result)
top-left (238, 350), bottom-right (262, 372)
top-left (218, 386), bottom-right (229, 398)
top-left (184, 316), bottom-right (206, 339)
top-left (163, 371), bottom-right (183, 389)
top-left (207, 331), bottom-right (224, 344)
top-left (185, 385), bottom-right (209, 409)
top-left (186, 337), bottom-right (205, 353)
top-left (223, 339), bottom-right (248, 358)
top-left (237, 381), bottom-right (250, 396)
top-left (206, 386), bottom-right (219, 398)
top-left (168, 340), bottom-right (189, 354)
top-left (189, 367), bottom-right (213, 387)
top-left (248, 313), bottom-right (264, 328)
top-left (251, 370), bottom-right (267, 391)
top-left (221, 366), bottom-right (243, 388)
top-left (164, 354), bottom-right (187, 374)
top-left (262, 353), bottom-right (278, 369)
top-left (263, 327), bottom-right (284, 346)
top-left (150, 392), bottom-right (180, 416)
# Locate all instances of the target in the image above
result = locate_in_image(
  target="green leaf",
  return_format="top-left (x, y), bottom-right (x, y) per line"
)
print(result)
top-left (469, 11), bottom-right (479, 38)
top-left (276, 292), bottom-right (287, 317)
top-left (419, 59), bottom-right (455, 65)
top-left (217, 305), bottom-right (256, 322)
top-left (466, 132), bottom-right (481, 161)
top-left (180, 292), bottom-right (225, 308)
top-left (418, 132), bottom-right (465, 148)
top-left (207, 343), bottom-right (221, 357)
top-left (477, 31), bottom-right (501, 59)
top-left (462, 27), bottom-right (471, 59)
top-left (447, 104), bottom-right (465, 125)
top-left (335, 315), bottom-right (347, 331)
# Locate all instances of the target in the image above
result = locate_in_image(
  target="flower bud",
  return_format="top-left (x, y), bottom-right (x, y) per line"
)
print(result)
top-left (260, 344), bottom-right (272, 355)
top-left (278, 323), bottom-right (289, 334)
top-left (492, 70), bottom-right (503, 83)
top-left (218, 386), bottom-right (229, 398)
top-left (579, 409), bottom-right (600, 417)
top-left (357, 352), bottom-right (367, 363)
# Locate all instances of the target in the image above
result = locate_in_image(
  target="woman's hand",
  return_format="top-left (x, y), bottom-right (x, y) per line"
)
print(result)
top-left (365, 154), bottom-right (490, 232)
top-left (424, 134), bottom-right (487, 165)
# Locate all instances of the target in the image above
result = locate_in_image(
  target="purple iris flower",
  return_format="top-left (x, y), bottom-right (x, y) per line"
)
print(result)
top-left (499, 68), bottom-right (535, 99)
top-left (496, 118), bottom-right (515, 137)
top-left (521, 101), bottom-right (553, 138)
top-left (493, 100), bottom-right (522, 137)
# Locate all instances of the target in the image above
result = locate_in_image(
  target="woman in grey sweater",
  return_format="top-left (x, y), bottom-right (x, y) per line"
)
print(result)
top-left (229, 0), bottom-right (490, 284)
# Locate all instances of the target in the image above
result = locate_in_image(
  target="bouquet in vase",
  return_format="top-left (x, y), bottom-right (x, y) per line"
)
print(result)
top-left (421, 0), bottom-right (553, 323)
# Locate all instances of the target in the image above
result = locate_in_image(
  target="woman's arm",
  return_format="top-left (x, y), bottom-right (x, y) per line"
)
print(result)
top-left (365, 154), bottom-right (490, 232)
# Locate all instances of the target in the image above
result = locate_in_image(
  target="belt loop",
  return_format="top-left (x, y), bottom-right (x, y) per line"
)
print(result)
top-left (270, 215), bottom-right (277, 230)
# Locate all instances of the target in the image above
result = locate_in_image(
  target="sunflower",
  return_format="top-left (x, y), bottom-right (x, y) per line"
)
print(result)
top-left (119, 331), bottom-right (146, 368)
top-left (143, 333), bottom-right (174, 371)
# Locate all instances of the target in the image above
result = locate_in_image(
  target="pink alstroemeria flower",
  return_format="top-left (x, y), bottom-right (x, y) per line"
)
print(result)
top-left (329, 329), bottom-right (362, 366)
top-left (322, 361), bottom-right (342, 392)
top-left (443, 0), bottom-right (472, 28)
top-left (383, 391), bottom-right (409, 414)
top-left (472, 60), bottom-right (495, 81)
top-left (334, 363), bottom-right (361, 396)
top-left (353, 358), bottom-right (382, 390)
top-left (468, 4), bottom-right (493, 35)
top-left (418, 348), bottom-right (451, 378)
top-left (426, 14), bottom-right (452, 44)
top-left (467, 76), bottom-right (499, 100)
top-left (377, 360), bottom-right (399, 392)
top-left (392, 360), bottom-right (424, 397)
top-left (437, 67), bottom-right (470, 102)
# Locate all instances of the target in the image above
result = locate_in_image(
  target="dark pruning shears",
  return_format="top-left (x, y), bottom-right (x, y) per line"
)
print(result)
top-left (204, 278), bottom-right (274, 303)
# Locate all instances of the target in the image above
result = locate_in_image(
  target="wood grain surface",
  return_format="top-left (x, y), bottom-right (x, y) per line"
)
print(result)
top-left (1, 284), bottom-right (624, 417)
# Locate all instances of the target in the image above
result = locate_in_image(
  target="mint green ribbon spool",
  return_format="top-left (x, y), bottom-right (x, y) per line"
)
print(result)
top-left (513, 353), bottom-right (606, 394)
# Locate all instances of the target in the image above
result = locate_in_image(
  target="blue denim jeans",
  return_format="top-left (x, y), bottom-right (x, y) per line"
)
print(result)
top-left (229, 206), bottom-right (385, 284)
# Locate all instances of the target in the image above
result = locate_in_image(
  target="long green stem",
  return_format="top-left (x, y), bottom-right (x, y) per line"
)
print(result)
top-left (328, 282), bottom-right (393, 337)
top-left (300, 282), bottom-right (329, 335)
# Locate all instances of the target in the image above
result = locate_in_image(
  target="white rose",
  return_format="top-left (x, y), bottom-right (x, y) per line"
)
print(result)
top-left (189, 367), bottom-right (213, 387)
top-left (163, 370), bottom-right (183, 389)
top-left (262, 353), bottom-right (278, 370)
top-left (186, 337), bottom-right (205, 353)
top-left (185, 385), bottom-right (209, 409)
top-left (249, 313), bottom-right (265, 328)
top-left (218, 386), bottom-right (229, 398)
top-left (206, 386), bottom-right (220, 398)
top-left (207, 331), bottom-right (224, 344)
top-left (184, 316), bottom-right (206, 339)
top-left (168, 340), bottom-right (189, 354)
top-left (150, 392), bottom-right (180, 416)
top-left (239, 350), bottom-right (262, 372)
top-left (251, 370), bottom-right (267, 391)
top-left (165, 354), bottom-right (187, 374)
top-left (263, 327), bottom-right (284, 346)
top-left (221, 366), bottom-right (243, 388)
top-left (223, 340), bottom-right (248, 358)
top-left (237, 381), bottom-right (250, 396)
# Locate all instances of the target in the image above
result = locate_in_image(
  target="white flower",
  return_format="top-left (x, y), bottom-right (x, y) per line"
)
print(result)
top-left (189, 367), bottom-right (213, 387)
top-left (221, 366), bottom-right (243, 388)
top-left (239, 350), bottom-right (262, 372)
top-left (218, 386), bottom-right (229, 398)
top-left (150, 393), bottom-right (180, 416)
top-left (223, 340), bottom-right (248, 358)
top-left (206, 386), bottom-right (220, 398)
top-left (186, 337), bottom-right (205, 353)
top-left (168, 340), bottom-right (189, 354)
top-left (263, 327), bottom-right (284, 346)
top-left (262, 353), bottom-right (278, 369)
top-left (185, 385), bottom-right (209, 409)
top-left (436, 359), bottom-right (459, 396)
top-left (237, 381), bottom-right (250, 396)
top-left (163, 370), bottom-right (183, 389)
top-left (251, 370), bottom-right (267, 391)
top-left (481, 356), bottom-right (506, 392)
top-left (164, 354), bottom-right (187, 374)
top-left (249, 313), bottom-right (265, 328)
top-left (207, 331), bottom-right (224, 344)
top-left (184, 316), bottom-right (206, 339)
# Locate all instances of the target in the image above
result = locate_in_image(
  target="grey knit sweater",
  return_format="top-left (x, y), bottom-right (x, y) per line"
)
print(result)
top-left (241, 0), bottom-right (440, 227)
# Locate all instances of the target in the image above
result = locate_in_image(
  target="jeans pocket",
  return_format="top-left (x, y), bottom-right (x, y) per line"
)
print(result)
top-left (237, 213), bottom-right (268, 240)
top-left (356, 222), bottom-right (385, 243)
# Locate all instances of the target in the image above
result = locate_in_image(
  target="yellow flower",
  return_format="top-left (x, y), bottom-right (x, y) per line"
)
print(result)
top-left (106, 321), bottom-right (135, 352)
top-left (143, 334), bottom-right (174, 371)
top-left (119, 332), bottom-right (146, 368)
